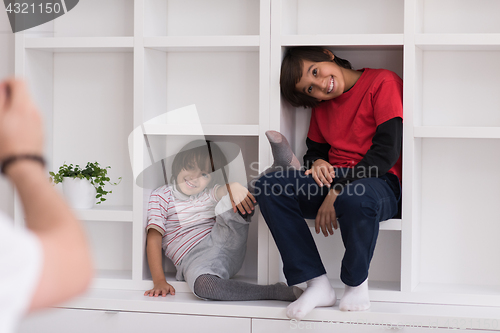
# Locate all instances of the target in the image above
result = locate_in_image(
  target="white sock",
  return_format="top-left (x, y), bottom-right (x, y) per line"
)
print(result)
top-left (286, 274), bottom-right (336, 320)
top-left (339, 278), bottom-right (370, 311)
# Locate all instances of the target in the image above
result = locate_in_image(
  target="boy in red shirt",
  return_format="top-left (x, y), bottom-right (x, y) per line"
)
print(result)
top-left (254, 47), bottom-right (402, 319)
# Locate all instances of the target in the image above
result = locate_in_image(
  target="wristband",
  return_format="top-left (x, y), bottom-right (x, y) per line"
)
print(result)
top-left (0, 154), bottom-right (46, 175)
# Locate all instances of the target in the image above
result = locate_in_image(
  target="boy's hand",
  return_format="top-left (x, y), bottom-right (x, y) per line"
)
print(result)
top-left (228, 182), bottom-right (256, 215)
top-left (144, 281), bottom-right (176, 297)
top-left (305, 159), bottom-right (335, 188)
top-left (315, 189), bottom-right (339, 237)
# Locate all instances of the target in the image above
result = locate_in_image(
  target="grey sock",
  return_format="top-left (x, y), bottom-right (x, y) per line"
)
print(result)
top-left (248, 131), bottom-right (301, 194)
top-left (265, 130), bottom-right (301, 171)
top-left (193, 274), bottom-right (303, 302)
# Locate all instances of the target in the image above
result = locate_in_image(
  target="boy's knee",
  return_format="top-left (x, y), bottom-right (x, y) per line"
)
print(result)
top-left (193, 274), bottom-right (221, 300)
top-left (336, 186), bottom-right (379, 220)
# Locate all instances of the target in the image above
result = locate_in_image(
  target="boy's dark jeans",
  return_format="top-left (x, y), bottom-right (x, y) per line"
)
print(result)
top-left (254, 169), bottom-right (400, 287)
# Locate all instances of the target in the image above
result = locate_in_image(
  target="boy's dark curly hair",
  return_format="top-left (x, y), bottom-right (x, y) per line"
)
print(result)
top-left (171, 140), bottom-right (228, 187)
top-left (280, 46), bottom-right (352, 108)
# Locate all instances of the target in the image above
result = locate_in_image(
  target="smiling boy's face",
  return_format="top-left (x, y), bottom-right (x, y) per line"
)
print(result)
top-left (294, 58), bottom-right (347, 102)
top-left (176, 161), bottom-right (212, 196)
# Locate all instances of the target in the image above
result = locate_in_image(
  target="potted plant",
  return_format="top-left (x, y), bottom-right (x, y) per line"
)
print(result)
top-left (49, 162), bottom-right (122, 209)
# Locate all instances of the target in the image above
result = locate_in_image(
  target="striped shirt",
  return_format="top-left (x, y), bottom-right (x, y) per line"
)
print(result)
top-left (146, 184), bottom-right (220, 266)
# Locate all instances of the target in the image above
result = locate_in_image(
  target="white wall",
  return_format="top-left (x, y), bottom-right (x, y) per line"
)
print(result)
top-left (0, 8), bottom-right (15, 217)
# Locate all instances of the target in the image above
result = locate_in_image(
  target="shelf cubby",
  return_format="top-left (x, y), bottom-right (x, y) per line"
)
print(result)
top-left (140, 135), bottom-right (260, 287)
top-left (279, 45), bottom-right (404, 158)
top-left (416, 49), bottom-right (500, 128)
top-left (269, 43), bottom-right (405, 294)
top-left (144, 48), bottom-right (260, 126)
top-left (22, 48), bottom-right (134, 209)
top-left (417, 0), bottom-right (500, 34)
top-left (286, 230), bottom-right (402, 294)
top-left (54, 52), bottom-right (133, 207)
top-left (19, 44), bottom-right (138, 290)
top-left (280, 0), bottom-right (404, 36)
top-left (417, 138), bottom-right (500, 295)
top-left (25, 0), bottom-right (134, 38)
top-left (144, 0), bottom-right (260, 37)
top-left (84, 220), bottom-right (134, 281)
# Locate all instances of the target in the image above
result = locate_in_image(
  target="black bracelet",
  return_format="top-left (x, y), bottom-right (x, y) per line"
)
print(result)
top-left (0, 155), bottom-right (46, 175)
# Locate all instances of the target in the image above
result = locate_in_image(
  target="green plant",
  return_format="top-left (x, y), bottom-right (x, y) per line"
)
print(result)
top-left (49, 162), bottom-right (122, 204)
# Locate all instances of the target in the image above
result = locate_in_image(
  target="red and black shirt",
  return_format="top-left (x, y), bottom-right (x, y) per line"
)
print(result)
top-left (304, 68), bottom-right (403, 189)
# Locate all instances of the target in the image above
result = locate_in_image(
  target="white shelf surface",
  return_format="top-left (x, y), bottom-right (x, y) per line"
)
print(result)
top-left (24, 37), bottom-right (134, 52)
top-left (76, 206), bottom-right (133, 222)
top-left (95, 269), bottom-right (133, 280)
top-left (280, 34), bottom-right (404, 47)
top-left (306, 218), bottom-right (401, 231)
top-left (90, 270), bottom-right (135, 290)
top-left (144, 36), bottom-right (260, 52)
top-left (415, 34), bottom-right (500, 51)
top-left (59, 288), bottom-right (500, 327)
top-left (142, 124), bottom-right (260, 136)
top-left (414, 283), bottom-right (500, 297)
top-left (92, 274), bottom-right (259, 293)
top-left (144, 279), bottom-right (400, 302)
top-left (379, 219), bottom-right (401, 231)
top-left (414, 126), bottom-right (500, 139)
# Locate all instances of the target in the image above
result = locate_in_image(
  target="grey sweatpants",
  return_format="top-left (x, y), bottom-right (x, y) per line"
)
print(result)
top-left (175, 197), bottom-right (250, 295)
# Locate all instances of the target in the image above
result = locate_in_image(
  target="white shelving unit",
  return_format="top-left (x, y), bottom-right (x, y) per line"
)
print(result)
top-left (14, 0), bottom-right (500, 331)
top-left (403, 0), bottom-right (500, 306)
top-left (15, 0), bottom-right (271, 293)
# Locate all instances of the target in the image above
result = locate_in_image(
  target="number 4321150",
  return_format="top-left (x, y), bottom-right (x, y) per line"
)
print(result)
top-left (5, 2), bottom-right (62, 14)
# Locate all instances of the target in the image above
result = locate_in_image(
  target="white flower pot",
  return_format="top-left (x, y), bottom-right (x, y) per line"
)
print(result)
top-left (62, 178), bottom-right (96, 210)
